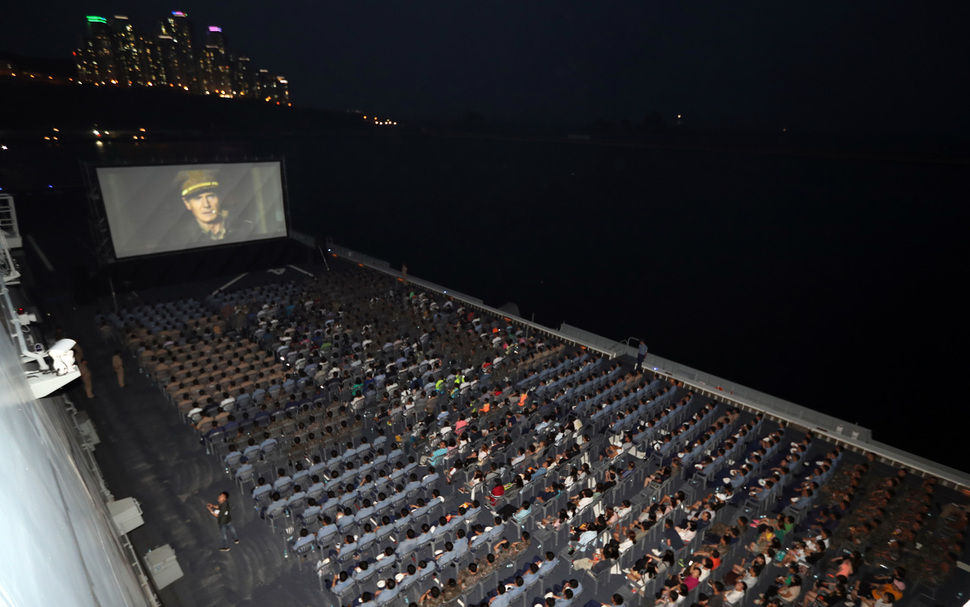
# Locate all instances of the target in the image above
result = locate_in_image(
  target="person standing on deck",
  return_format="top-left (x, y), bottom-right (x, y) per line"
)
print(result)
top-left (207, 491), bottom-right (239, 551)
top-left (112, 350), bottom-right (125, 387)
top-left (78, 359), bottom-right (94, 398)
top-left (635, 341), bottom-right (648, 372)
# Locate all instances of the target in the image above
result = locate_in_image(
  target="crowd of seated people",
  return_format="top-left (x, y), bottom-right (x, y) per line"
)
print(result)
top-left (98, 260), bottom-right (967, 606)
top-left (113, 278), bottom-right (740, 604)
top-left (559, 423), bottom-right (847, 604)
top-left (104, 266), bottom-right (639, 600)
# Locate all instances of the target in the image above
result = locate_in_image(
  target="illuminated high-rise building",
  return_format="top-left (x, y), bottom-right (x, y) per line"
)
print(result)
top-left (256, 68), bottom-right (273, 101)
top-left (230, 54), bottom-right (255, 98)
top-left (251, 71), bottom-right (291, 104)
top-left (74, 15), bottom-right (119, 85)
top-left (74, 41), bottom-right (99, 84)
top-left (154, 34), bottom-right (181, 89)
top-left (200, 26), bottom-right (231, 95)
top-left (108, 16), bottom-right (145, 86)
top-left (273, 76), bottom-right (291, 104)
top-left (139, 35), bottom-right (167, 86)
top-left (206, 26), bottom-right (228, 59)
top-left (159, 11), bottom-right (198, 93)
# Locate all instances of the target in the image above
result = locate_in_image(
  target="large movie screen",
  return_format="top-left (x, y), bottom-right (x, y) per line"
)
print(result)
top-left (96, 162), bottom-right (288, 258)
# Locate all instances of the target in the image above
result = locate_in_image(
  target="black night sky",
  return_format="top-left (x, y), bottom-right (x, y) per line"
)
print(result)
top-left (4, 1), bottom-right (970, 132)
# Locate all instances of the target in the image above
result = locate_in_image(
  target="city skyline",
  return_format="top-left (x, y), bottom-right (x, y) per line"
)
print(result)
top-left (0, 1), bottom-right (967, 133)
top-left (73, 11), bottom-right (290, 105)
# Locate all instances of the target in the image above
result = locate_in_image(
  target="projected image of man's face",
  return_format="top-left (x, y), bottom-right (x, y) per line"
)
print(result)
top-left (184, 190), bottom-right (221, 224)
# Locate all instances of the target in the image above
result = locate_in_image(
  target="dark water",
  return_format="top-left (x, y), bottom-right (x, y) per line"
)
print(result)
top-left (282, 135), bottom-right (968, 468)
top-left (14, 133), bottom-right (968, 469)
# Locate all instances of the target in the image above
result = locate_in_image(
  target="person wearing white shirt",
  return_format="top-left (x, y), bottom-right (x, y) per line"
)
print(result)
top-left (740, 566), bottom-right (759, 590)
top-left (618, 532), bottom-right (636, 554)
top-left (724, 581), bottom-right (747, 606)
top-left (697, 559), bottom-right (712, 584)
top-left (676, 520), bottom-right (697, 544)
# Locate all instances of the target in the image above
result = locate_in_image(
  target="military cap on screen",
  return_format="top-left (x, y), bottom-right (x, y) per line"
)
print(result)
top-left (178, 170), bottom-right (220, 198)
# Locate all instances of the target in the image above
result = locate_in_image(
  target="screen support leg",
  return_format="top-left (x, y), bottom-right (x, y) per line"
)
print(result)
top-left (211, 273), bottom-right (249, 297)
